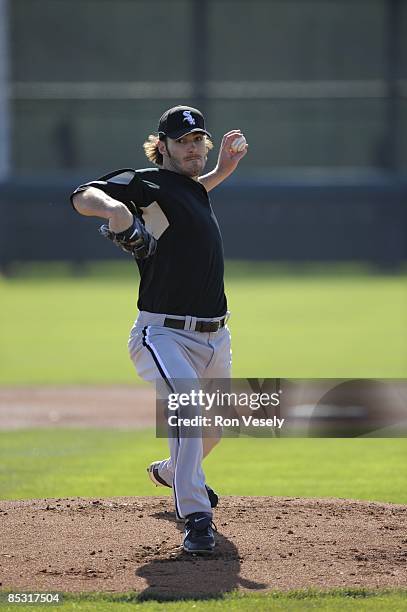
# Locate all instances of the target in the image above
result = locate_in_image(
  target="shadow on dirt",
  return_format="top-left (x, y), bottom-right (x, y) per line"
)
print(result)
top-left (136, 511), bottom-right (266, 601)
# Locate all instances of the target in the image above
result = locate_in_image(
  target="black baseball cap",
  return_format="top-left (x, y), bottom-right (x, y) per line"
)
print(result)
top-left (158, 105), bottom-right (211, 140)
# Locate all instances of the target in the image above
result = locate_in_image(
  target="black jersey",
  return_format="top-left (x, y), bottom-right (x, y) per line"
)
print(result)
top-left (71, 167), bottom-right (227, 318)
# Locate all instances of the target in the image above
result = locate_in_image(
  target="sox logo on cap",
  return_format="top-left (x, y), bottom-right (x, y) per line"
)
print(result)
top-left (183, 111), bottom-right (196, 126)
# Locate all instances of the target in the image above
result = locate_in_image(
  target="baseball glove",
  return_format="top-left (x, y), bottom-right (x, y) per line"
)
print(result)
top-left (99, 214), bottom-right (157, 260)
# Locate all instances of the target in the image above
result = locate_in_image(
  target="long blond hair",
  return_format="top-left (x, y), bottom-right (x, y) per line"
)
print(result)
top-left (143, 134), bottom-right (213, 166)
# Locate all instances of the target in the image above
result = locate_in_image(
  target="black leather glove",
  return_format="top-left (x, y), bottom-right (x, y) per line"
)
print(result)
top-left (99, 214), bottom-right (157, 260)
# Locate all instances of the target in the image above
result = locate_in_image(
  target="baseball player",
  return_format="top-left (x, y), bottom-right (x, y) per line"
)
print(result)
top-left (70, 105), bottom-right (248, 554)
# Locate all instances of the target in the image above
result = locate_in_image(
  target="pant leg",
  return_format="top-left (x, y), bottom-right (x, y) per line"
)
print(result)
top-left (201, 325), bottom-right (233, 450)
top-left (144, 324), bottom-right (232, 481)
top-left (204, 325), bottom-right (232, 379)
top-left (129, 323), bottom-right (211, 519)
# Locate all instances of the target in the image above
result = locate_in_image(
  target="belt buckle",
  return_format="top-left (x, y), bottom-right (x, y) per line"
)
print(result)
top-left (194, 319), bottom-right (222, 332)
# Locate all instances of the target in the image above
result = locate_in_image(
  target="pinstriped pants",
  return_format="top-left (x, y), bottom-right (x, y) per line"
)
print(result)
top-left (128, 310), bottom-right (231, 519)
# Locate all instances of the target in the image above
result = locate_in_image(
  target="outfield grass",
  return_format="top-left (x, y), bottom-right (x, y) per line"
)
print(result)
top-left (1, 589), bottom-right (407, 611)
top-left (0, 430), bottom-right (405, 503)
top-left (0, 262), bottom-right (406, 384)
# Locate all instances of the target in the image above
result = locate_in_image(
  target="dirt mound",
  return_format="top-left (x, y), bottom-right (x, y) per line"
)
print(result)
top-left (1, 496), bottom-right (405, 598)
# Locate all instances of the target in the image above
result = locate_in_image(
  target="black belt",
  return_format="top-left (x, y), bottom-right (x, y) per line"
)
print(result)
top-left (163, 316), bottom-right (226, 333)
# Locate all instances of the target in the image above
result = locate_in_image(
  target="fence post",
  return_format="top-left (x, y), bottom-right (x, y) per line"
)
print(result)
top-left (384, 0), bottom-right (401, 172)
top-left (0, 0), bottom-right (10, 181)
top-left (191, 0), bottom-right (209, 117)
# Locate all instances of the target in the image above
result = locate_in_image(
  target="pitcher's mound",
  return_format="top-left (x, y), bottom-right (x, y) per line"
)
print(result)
top-left (0, 496), bottom-right (405, 598)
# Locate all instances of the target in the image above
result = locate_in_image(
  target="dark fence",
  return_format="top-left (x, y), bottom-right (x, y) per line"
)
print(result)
top-left (0, 177), bottom-right (406, 270)
top-left (9, 0), bottom-right (407, 175)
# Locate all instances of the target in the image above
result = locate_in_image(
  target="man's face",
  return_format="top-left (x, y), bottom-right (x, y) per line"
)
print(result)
top-left (162, 132), bottom-right (208, 178)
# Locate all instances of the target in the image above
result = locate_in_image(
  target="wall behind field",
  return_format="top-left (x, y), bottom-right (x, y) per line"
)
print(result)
top-left (0, 177), bottom-right (406, 268)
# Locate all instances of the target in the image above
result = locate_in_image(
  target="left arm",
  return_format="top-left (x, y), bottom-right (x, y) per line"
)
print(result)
top-left (199, 130), bottom-right (248, 192)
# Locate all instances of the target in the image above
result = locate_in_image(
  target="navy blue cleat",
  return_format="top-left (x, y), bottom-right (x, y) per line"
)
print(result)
top-left (147, 461), bottom-right (219, 509)
top-left (183, 512), bottom-right (216, 554)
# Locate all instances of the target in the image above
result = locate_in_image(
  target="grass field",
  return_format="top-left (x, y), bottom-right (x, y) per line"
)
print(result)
top-left (1, 589), bottom-right (407, 611)
top-left (1, 430), bottom-right (405, 503)
top-left (0, 262), bottom-right (406, 384)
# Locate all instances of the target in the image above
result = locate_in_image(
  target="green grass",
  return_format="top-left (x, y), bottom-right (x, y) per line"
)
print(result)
top-left (0, 430), bottom-right (405, 503)
top-left (0, 262), bottom-right (406, 384)
top-left (0, 589), bottom-right (406, 611)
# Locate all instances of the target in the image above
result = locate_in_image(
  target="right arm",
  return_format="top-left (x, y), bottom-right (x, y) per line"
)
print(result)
top-left (72, 187), bottom-right (133, 233)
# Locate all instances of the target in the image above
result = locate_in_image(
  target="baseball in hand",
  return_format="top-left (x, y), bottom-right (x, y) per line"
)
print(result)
top-left (230, 135), bottom-right (247, 153)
